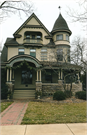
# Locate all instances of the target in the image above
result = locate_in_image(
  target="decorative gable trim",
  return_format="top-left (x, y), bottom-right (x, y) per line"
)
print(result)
top-left (13, 13), bottom-right (51, 36)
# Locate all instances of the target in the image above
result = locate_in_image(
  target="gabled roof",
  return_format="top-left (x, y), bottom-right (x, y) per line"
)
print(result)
top-left (51, 13), bottom-right (72, 35)
top-left (5, 38), bottom-right (18, 46)
top-left (1, 45), bottom-right (7, 62)
top-left (13, 13), bottom-right (51, 37)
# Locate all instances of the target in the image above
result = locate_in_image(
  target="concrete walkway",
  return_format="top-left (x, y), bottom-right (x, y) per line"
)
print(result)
top-left (0, 101), bottom-right (28, 125)
top-left (0, 123), bottom-right (87, 135)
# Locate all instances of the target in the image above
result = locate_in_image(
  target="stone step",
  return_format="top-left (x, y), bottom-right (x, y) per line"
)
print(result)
top-left (13, 90), bottom-right (35, 99)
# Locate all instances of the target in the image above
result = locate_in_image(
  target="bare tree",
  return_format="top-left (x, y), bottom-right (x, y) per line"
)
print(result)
top-left (67, 0), bottom-right (87, 23)
top-left (70, 36), bottom-right (87, 71)
top-left (0, 0), bottom-right (35, 22)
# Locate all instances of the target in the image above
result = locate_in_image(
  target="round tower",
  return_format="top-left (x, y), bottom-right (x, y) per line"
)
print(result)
top-left (51, 13), bottom-right (72, 62)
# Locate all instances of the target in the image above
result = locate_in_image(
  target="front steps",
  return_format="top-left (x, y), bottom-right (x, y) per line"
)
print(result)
top-left (13, 90), bottom-right (35, 99)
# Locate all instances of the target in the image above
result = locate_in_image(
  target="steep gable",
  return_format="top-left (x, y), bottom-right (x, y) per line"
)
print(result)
top-left (13, 13), bottom-right (51, 37)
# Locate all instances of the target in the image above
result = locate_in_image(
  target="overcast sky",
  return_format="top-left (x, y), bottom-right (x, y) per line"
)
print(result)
top-left (0, 0), bottom-right (86, 50)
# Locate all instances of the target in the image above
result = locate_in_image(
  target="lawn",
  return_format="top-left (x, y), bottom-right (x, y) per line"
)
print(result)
top-left (0, 102), bottom-right (13, 112)
top-left (21, 101), bottom-right (86, 124)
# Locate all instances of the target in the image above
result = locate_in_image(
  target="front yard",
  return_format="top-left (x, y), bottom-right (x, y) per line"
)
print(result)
top-left (0, 102), bottom-right (13, 112)
top-left (21, 101), bottom-right (86, 124)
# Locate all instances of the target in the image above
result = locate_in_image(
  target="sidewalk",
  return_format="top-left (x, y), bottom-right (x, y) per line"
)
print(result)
top-left (1, 123), bottom-right (87, 135)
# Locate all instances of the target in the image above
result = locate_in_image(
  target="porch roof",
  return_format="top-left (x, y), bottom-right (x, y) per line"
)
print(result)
top-left (6, 54), bottom-right (42, 68)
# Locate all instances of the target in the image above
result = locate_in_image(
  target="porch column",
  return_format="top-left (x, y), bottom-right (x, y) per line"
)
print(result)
top-left (61, 70), bottom-right (63, 80)
top-left (37, 70), bottom-right (38, 81)
top-left (59, 70), bottom-right (60, 80)
top-left (12, 69), bottom-right (14, 80)
top-left (7, 68), bottom-right (9, 82)
top-left (40, 70), bottom-right (41, 82)
top-left (10, 68), bottom-right (12, 82)
top-left (78, 73), bottom-right (80, 80)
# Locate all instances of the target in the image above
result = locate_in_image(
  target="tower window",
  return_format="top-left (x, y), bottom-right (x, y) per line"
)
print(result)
top-left (56, 34), bottom-right (63, 40)
top-left (66, 35), bottom-right (69, 41)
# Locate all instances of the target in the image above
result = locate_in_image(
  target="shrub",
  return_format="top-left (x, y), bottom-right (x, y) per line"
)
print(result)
top-left (75, 91), bottom-right (86, 100)
top-left (1, 69), bottom-right (8, 99)
top-left (1, 84), bottom-right (8, 99)
top-left (64, 90), bottom-right (72, 98)
top-left (53, 91), bottom-right (66, 101)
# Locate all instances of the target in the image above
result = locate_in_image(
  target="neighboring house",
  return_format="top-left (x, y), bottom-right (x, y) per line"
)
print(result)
top-left (1, 13), bottom-right (82, 99)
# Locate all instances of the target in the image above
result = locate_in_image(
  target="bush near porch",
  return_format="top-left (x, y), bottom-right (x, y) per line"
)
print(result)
top-left (75, 91), bottom-right (86, 100)
top-left (53, 90), bottom-right (72, 101)
top-left (1, 69), bottom-right (8, 99)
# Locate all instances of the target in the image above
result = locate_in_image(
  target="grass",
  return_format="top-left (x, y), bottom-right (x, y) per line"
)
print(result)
top-left (0, 102), bottom-right (13, 112)
top-left (21, 102), bottom-right (87, 124)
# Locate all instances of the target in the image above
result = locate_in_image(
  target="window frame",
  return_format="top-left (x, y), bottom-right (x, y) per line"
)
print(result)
top-left (30, 49), bottom-right (36, 58)
top-left (56, 34), bottom-right (63, 41)
top-left (56, 49), bottom-right (63, 61)
top-left (21, 70), bottom-right (32, 84)
top-left (41, 48), bottom-right (47, 61)
top-left (66, 35), bottom-right (69, 41)
top-left (18, 48), bottom-right (24, 55)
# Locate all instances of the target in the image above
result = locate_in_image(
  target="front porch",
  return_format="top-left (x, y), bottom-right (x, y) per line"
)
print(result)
top-left (5, 57), bottom-right (82, 99)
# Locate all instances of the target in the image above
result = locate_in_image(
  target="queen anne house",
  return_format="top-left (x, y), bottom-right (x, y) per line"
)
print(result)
top-left (1, 12), bottom-right (82, 99)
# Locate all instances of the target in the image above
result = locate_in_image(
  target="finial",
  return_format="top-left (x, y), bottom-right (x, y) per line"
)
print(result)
top-left (58, 6), bottom-right (61, 14)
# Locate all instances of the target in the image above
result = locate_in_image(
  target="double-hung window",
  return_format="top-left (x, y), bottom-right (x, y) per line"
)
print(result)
top-left (57, 49), bottom-right (63, 61)
top-left (18, 48), bottom-right (24, 55)
top-left (30, 49), bottom-right (36, 58)
top-left (41, 48), bottom-right (47, 61)
top-left (66, 35), bottom-right (69, 41)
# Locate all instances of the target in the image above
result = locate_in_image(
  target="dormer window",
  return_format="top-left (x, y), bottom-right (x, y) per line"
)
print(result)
top-left (56, 34), bottom-right (63, 40)
top-left (26, 35), bottom-right (30, 38)
top-left (37, 35), bottom-right (41, 39)
top-left (32, 35), bottom-right (35, 39)
top-left (24, 31), bottom-right (42, 44)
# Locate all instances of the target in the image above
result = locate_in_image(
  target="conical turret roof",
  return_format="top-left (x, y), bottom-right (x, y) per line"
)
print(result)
top-left (51, 13), bottom-right (72, 35)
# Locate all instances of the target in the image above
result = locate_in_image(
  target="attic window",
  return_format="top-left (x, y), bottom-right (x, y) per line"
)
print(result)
top-left (37, 35), bottom-right (41, 39)
top-left (56, 34), bottom-right (63, 40)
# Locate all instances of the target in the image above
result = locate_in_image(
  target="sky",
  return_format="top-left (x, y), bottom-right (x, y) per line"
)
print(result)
top-left (0, 0), bottom-right (86, 51)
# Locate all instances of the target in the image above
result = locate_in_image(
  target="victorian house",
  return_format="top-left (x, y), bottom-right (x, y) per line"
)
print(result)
top-left (1, 12), bottom-right (82, 99)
